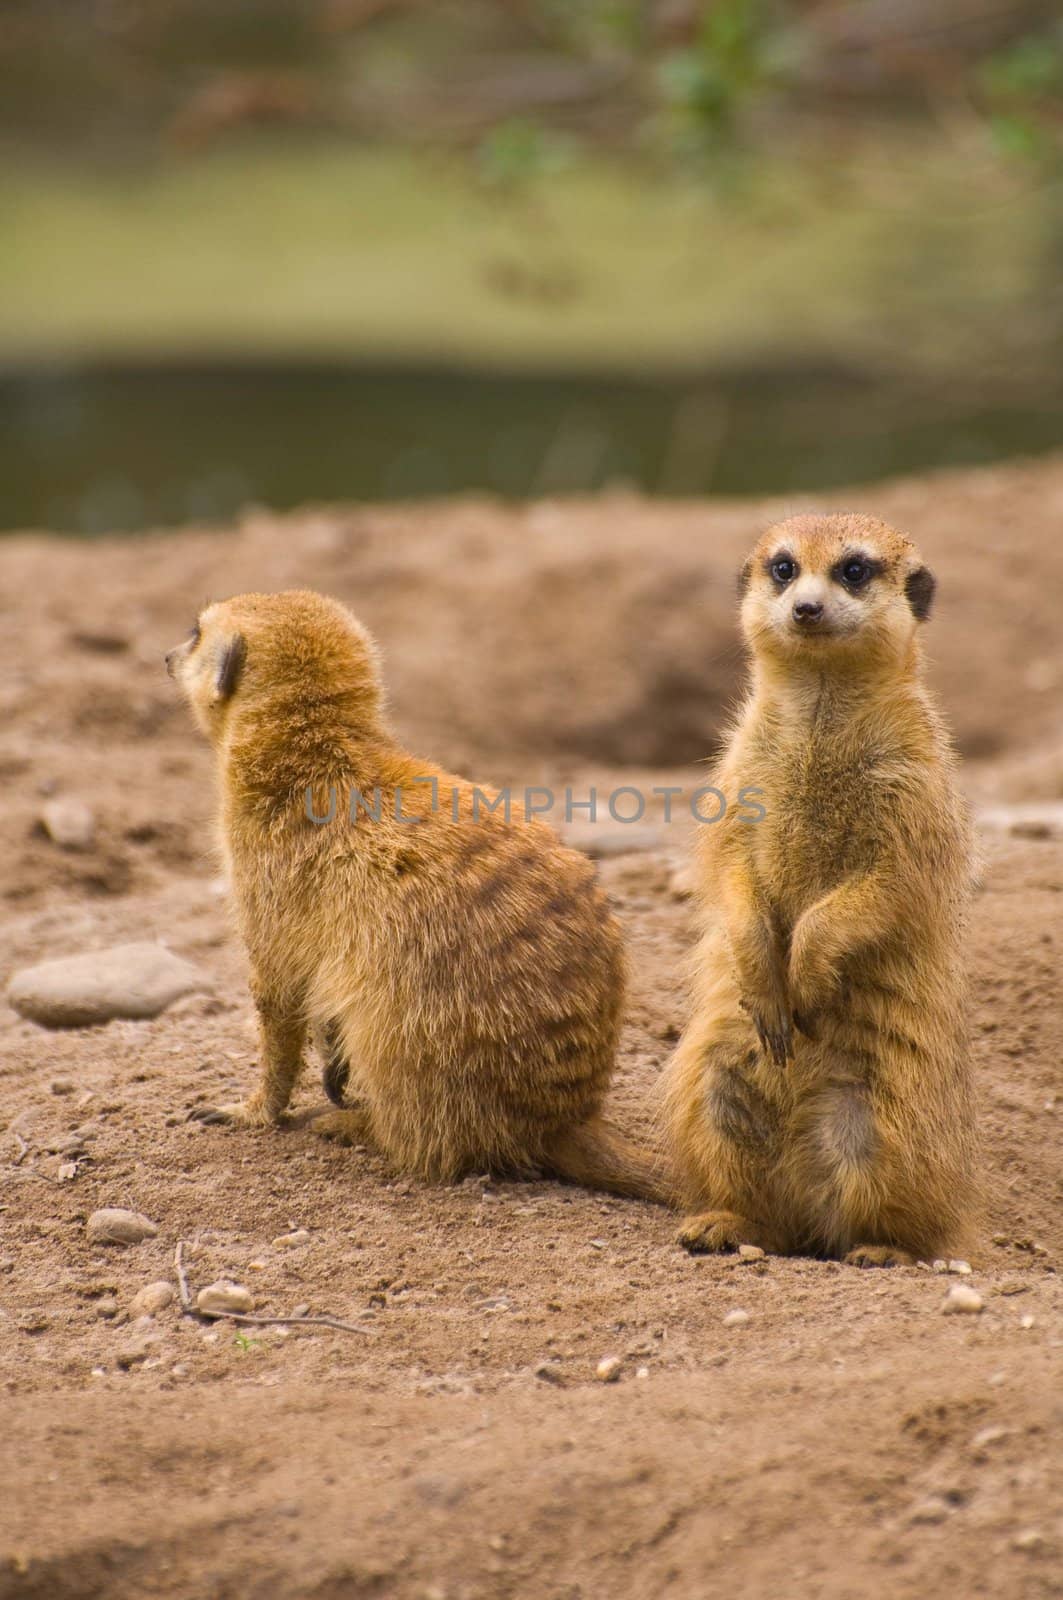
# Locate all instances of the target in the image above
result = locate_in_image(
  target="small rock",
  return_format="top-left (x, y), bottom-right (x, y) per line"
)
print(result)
top-left (130, 1281), bottom-right (174, 1317)
top-left (8, 942), bottom-right (208, 1029)
top-left (636, 1366), bottom-right (650, 1379)
top-left (0, 1257), bottom-right (15, 1274)
top-left (971, 1425), bottom-right (1009, 1450)
top-left (942, 1284), bottom-right (984, 1315)
top-left (1012, 1529), bottom-right (1044, 1552)
top-left (723, 1308), bottom-right (750, 1327)
top-left (116, 1337), bottom-right (157, 1369)
top-left (947, 1259), bottom-right (972, 1276)
top-left (95, 1297), bottom-right (119, 1319)
top-left (534, 1361), bottom-right (564, 1386)
top-left (737, 1244), bottom-right (765, 1262)
top-left (87, 1208), bottom-right (158, 1246)
top-left (271, 1229), bottom-right (311, 1250)
top-left (56, 1161), bottom-right (78, 1182)
top-left (908, 1496), bottom-right (950, 1526)
top-left (931, 1259), bottom-right (948, 1274)
top-left (562, 822), bottom-right (664, 859)
top-left (50, 1078), bottom-right (77, 1096)
top-left (1019, 1314), bottom-right (1035, 1330)
top-left (17, 1309), bottom-right (49, 1334)
top-left (595, 1355), bottom-right (622, 1383)
top-left (196, 1280), bottom-right (254, 1317)
top-left (291, 1303), bottom-right (311, 1319)
top-left (668, 862), bottom-right (696, 900)
top-left (39, 799), bottom-right (96, 852)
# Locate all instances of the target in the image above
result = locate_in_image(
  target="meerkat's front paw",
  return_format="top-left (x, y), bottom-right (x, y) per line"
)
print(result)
top-left (787, 940), bottom-right (839, 1025)
top-left (187, 1096), bottom-right (281, 1130)
top-left (741, 996), bottom-right (792, 1066)
top-left (677, 1210), bottom-right (770, 1254)
top-left (844, 1244), bottom-right (916, 1269)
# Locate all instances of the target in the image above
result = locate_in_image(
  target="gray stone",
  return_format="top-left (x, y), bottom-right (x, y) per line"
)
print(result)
top-left (7, 942), bottom-right (207, 1028)
top-left (40, 798), bottom-right (96, 851)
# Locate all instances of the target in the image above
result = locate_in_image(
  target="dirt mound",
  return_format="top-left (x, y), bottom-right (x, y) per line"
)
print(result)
top-left (1, 458), bottom-right (1061, 1599)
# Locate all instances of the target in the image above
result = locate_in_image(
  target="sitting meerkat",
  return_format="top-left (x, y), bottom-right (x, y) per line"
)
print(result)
top-left (166, 589), bottom-right (666, 1200)
top-left (662, 513), bottom-right (976, 1265)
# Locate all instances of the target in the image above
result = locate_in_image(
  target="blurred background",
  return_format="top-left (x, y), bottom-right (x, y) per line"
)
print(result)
top-left (1, 0), bottom-right (1062, 533)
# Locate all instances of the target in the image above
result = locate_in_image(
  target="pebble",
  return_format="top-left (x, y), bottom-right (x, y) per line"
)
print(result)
top-left (908, 1496), bottom-right (950, 1525)
top-left (1012, 1529), bottom-right (1044, 1552)
top-left (595, 1355), bottom-right (623, 1383)
top-left (39, 798), bottom-right (96, 852)
top-left (560, 822), bottom-right (665, 859)
top-left (737, 1244), bottom-right (765, 1262)
top-left (291, 1303), bottom-right (311, 1319)
top-left (668, 862), bottom-right (696, 900)
top-left (947, 1260), bottom-right (973, 1275)
top-left (534, 1361), bottom-right (564, 1385)
top-left (931, 1259), bottom-right (948, 1274)
top-left (636, 1366), bottom-right (650, 1379)
top-left (56, 1162), bottom-right (78, 1182)
top-left (723, 1308), bottom-right (750, 1327)
top-left (95, 1297), bottom-right (118, 1319)
top-left (196, 1280), bottom-right (254, 1317)
top-left (0, 1258), bottom-right (14, 1274)
top-left (50, 1078), bottom-right (77, 1096)
top-left (271, 1229), bottom-right (311, 1250)
top-left (130, 1281), bottom-right (174, 1317)
top-left (8, 942), bottom-right (208, 1028)
top-left (942, 1284), bottom-right (984, 1315)
top-left (1019, 1314), bottom-right (1035, 1330)
top-left (87, 1208), bottom-right (158, 1246)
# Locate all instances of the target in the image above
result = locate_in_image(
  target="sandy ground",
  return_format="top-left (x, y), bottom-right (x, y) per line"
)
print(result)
top-left (1, 459), bottom-right (1061, 1600)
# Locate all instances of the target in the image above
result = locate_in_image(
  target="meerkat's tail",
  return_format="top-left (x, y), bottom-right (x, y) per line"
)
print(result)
top-left (319, 1019), bottom-right (350, 1108)
top-left (543, 1117), bottom-right (675, 1206)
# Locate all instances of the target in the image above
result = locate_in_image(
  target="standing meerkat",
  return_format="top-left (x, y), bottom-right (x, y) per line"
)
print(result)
top-left (166, 589), bottom-right (667, 1201)
top-left (663, 514), bottom-right (977, 1265)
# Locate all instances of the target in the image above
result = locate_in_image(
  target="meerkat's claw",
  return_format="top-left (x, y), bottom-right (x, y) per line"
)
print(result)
top-left (677, 1210), bottom-right (769, 1254)
top-left (188, 1099), bottom-right (279, 1129)
top-left (844, 1244), bottom-right (917, 1269)
top-left (755, 1019), bottom-right (792, 1067)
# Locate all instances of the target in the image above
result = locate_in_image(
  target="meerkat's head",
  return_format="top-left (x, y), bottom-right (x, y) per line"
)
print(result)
top-left (165, 589), bottom-right (384, 747)
top-left (738, 513), bottom-right (935, 673)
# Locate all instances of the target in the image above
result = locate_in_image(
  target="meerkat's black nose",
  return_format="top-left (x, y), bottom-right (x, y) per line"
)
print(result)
top-left (793, 600), bottom-right (824, 624)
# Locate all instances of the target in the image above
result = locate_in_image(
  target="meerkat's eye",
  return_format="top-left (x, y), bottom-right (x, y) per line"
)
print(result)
top-left (839, 557), bottom-right (871, 588)
top-left (770, 556), bottom-right (797, 586)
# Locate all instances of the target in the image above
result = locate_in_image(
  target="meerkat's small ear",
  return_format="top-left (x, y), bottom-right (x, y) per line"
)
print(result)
top-left (905, 566), bottom-right (935, 622)
top-left (736, 558), bottom-right (753, 598)
top-left (213, 634), bottom-right (246, 700)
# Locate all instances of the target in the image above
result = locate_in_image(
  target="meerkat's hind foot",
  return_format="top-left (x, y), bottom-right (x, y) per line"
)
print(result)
top-left (187, 1098), bottom-right (283, 1130)
top-left (677, 1210), bottom-right (775, 1255)
top-left (310, 1107), bottom-right (374, 1147)
top-left (844, 1243), bottom-right (917, 1269)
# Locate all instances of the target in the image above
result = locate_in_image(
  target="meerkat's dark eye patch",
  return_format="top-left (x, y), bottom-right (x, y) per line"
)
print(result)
top-left (905, 565), bottom-right (936, 621)
top-left (187, 621), bottom-right (201, 647)
top-left (767, 553), bottom-right (798, 586)
top-left (832, 552), bottom-right (883, 591)
top-left (737, 558), bottom-right (753, 597)
top-left (214, 633), bottom-right (246, 700)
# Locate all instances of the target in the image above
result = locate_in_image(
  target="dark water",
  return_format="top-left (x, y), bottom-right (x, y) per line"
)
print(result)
top-left (3, 361), bottom-right (1063, 533)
